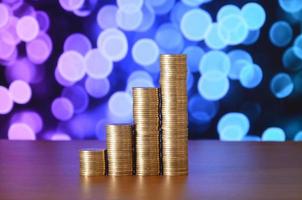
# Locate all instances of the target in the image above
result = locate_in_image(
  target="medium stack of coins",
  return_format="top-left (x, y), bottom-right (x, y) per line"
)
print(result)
top-left (80, 148), bottom-right (106, 176)
top-left (160, 54), bottom-right (188, 176)
top-left (133, 87), bottom-right (160, 176)
top-left (106, 124), bottom-right (133, 176)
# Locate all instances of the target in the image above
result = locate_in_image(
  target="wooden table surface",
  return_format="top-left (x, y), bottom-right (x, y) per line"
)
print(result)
top-left (0, 140), bottom-right (302, 200)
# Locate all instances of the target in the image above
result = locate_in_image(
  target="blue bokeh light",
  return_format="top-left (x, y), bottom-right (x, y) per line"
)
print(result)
top-left (262, 127), bottom-right (286, 141)
top-left (204, 23), bottom-right (227, 50)
top-left (198, 71), bottom-right (230, 101)
top-left (216, 4), bottom-right (240, 21)
top-left (217, 112), bottom-right (250, 140)
top-left (136, 3), bottom-right (155, 32)
top-left (269, 21), bottom-right (293, 47)
top-left (132, 38), bottom-right (159, 66)
top-left (62, 85), bottom-right (89, 114)
top-left (293, 34), bottom-right (302, 59)
top-left (199, 50), bottom-right (231, 75)
top-left (170, 1), bottom-right (191, 26)
top-left (183, 46), bottom-right (204, 73)
top-left (241, 2), bottom-right (266, 30)
top-left (108, 91), bottom-right (133, 120)
top-left (282, 47), bottom-right (302, 71)
top-left (146, 0), bottom-right (175, 15)
top-left (155, 23), bottom-right (184, 53)
top-left (126, 70), bottom-right (154, 93)
top-left (218, 14), bottom-right (249, 45)
top-left (182, 0), bottom-right (212, 7)
top-left (84, 77), bottom-right (110, 98)
top-left (243, 30), bottom-right (260, 45)
top-left (115, 8), bottom-right (143, 31)
top-left (243, 135), bottom-right (261, 141)
top-left (228, 49), bottom-right (253, 80)
top-left (294, 131), bottom-right (302, 141)
top-left (180, 8), bottom-right (212, 41)
top-left (239, 63), bottom-right (263, 89)
top-left (270, 72), bottom-right (294, 98)
top-left (96, 5), bottom-right (118, 29)
top-left (278, 0), bottom-right (302, 13)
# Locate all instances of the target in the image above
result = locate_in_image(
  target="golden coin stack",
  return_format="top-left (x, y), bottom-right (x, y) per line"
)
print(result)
top-left (160, 54), bottom-right (188, 176)
top-left (80, 148), bottom-right (106, 176)
top-left (133, 87), bottom-right (160, 176)
top-left (106, 124), bottom-right (134, 176)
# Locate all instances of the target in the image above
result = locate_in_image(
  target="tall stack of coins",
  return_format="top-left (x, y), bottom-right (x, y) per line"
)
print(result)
top-left (106, 124), bottom-right (134, 176)
top-left (80, 148), bottom-right (106, 176)
top-left (133, 87), bottom-right (160, 176)
top-left (160, 54), bottom-right (188, 176)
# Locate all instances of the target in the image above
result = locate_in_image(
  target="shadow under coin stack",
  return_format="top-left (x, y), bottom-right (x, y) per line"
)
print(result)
top-left (133, 87), bottom-right (160, 176)
top-left (106, 124), bottom-right (133, 176)
top-left (160, 54), bottom-right (188, 176)
top-left (80, 149), bottom-right (106, 176)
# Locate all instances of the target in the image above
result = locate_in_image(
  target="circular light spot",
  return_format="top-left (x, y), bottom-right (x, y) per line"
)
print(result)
top-left (278, 0), bottom-right (302, 13)
top-left (96, 5), bottom-right (118, 29)
top-left (136, 4), bottom-right (155, 32)
top-left (97, 28), bottom-right (128, 62)
top-left (198, 71), bottom-right (230, 101)
top-left (294, 131), bottom-right (302, 141)
top-left (282, 47), bottom-right (302, 71)
top-left (59, 0), bottom-right (84, 11)
top-left (155, 23), bottom-right (184, 53)
top-left (262, 127), bottom-right (286, 141)
top-left (270, 73), bottom-right (294, 98)
top-left (72, 0), bottom-right (97, 17)
top-left (5, 58), bottom-right (37, 83)
top-left (218, 14), bottom-right (248, 45)
top-left (54, 67), bottom-right (74, 87)
top-left (228, 49), bottom-right (253, 80)
top-left (8, 123), bottom-right (35, 140)
top-left (0, 3), bottom-right (10, 28)
top-left (84, 49), bottom-right (113, 79)
top-left (51, 97), bottom-right (74, 121)
top-left (35, 11), bottom-right (50, 32)
top-left (85, 77), bottom-right (110, 98)
top-left (115, 8), bottom-right (143, 31)
top-left (132, 38), bottom-right (159, 66)
top-left (243, 30), bottom-right (260, 45)
top-left (239, 63), bottom-right (263, 89)
top-left (293, 34), bottom-right (302, 59)
top-left (0, 86), bottom-right (13, 115)
top-left (183, 46), bottom-right (204, 72)
top-left (204, 23), bottom-right (227, 49)
top-left (0, 37), bottom-right (15, 60)
top-left (62, 85), bottom-right (89, 114)
top-left (11, 111), bottom-right (43, 133)
top-left (170, 1), bottom-right (191, 25)
top-left (108, 91), bottom-right (133, 118)
top-left (182, 0), bottom-right (211, 7)
top-left (147, 0), bottom-right (175, 15)
top-left (216, 4), bottom-right (240, 21)
top-left (180, 9), bottom-right (212, 41)
top-left (199, 50), bottom-right (231, 75)
top-left (243, 135), bottom-right (261, 141)
top-left (16, 16), bottom-right (39, 42)
top-left (57, 51), bottom-right (86, 82)
top-left (26, 37), bottom-right (52, 64)
top-left (64, 33), bottom-right (92, 56)
top-left (217, 112), bottom-right (250, 139)
top-left (9, 80), bottom-right (32, 104)
top-left (126, 73), bottom-right (154, 93)
top-left (241, 2), bottom-right (266, 30)
top-left (0, 16), bottom-right (21, 46)
top-left (117, 0), bottom-right (143, 13)
top-left (189, 94), bottom-right (219, 123)
top-left (51, 133), bottom-right (71, 141)
top-left (269, 21), bottom-right (293, 47)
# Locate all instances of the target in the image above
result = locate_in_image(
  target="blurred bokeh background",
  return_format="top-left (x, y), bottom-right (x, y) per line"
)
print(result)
top-left (0, 0), bottom-right (302, 141)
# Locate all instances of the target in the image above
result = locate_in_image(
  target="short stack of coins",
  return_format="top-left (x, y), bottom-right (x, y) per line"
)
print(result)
top-left (160, 54), bottom-right (188, 176)
top-left (80, 148), bottom-right (106, 176)
top-left (133, 87), bottom-right (160, 176)
top-left (106, 124), bottom-right (133, 176)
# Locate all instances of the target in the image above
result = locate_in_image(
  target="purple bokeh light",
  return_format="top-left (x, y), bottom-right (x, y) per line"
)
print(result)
top-left (51, 97), bottom-right (74, 121)
top-left (50, 133), bottom-right (71, 141)
top-left (16, 16), bottom-right (39, 42)
top-left (62, 85), bottom-right (89, 114)
top-left (8, 80), bottom-right (32, 104)
top-left (0, 3), bottom-right (11, 28)
top-left (8, 123), bottom-right (36, 140)
top-left (63, 33), bottom-right (92, 56)
top-left (5, 58), bottom-right (37, 83)
top-left (10, 111), bottom-right (43, 133)
top-left (73, 0), bottom-right (98, 17)
top-left (0, 86), bottom-right (14, 115)
top-left (59, 0), bottom-right (85, 11)
top-left (84, 49), bottom-right (113, 79)
top-left (54, 67), bottom-right (75, 87)
top-left (2, 0), bottom-right (24, 11)
top-left (97, 5), bottom-right (118, 29)
top-left (35, 11), bottom-right (50, 32)
top-left (0, 16), bottom-right (21, 45)
top-left (26, 35), bottom-right (52, 64)
top-left (0, 36), bottom-right (16, 60)
top-left (84, 77), bottom-right (110, 98)
top-left (57, 51), bottom-right (86, 82)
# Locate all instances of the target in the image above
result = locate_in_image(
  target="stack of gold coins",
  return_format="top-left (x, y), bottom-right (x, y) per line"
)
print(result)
top-left (160, 54), bottom-right (188, 176)
top-left (106, 124), bottom-right (133, 176)
top-left (80, 148), bottom-right (106, 176)
top-left (133, 87), bottom-right (160, 176)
